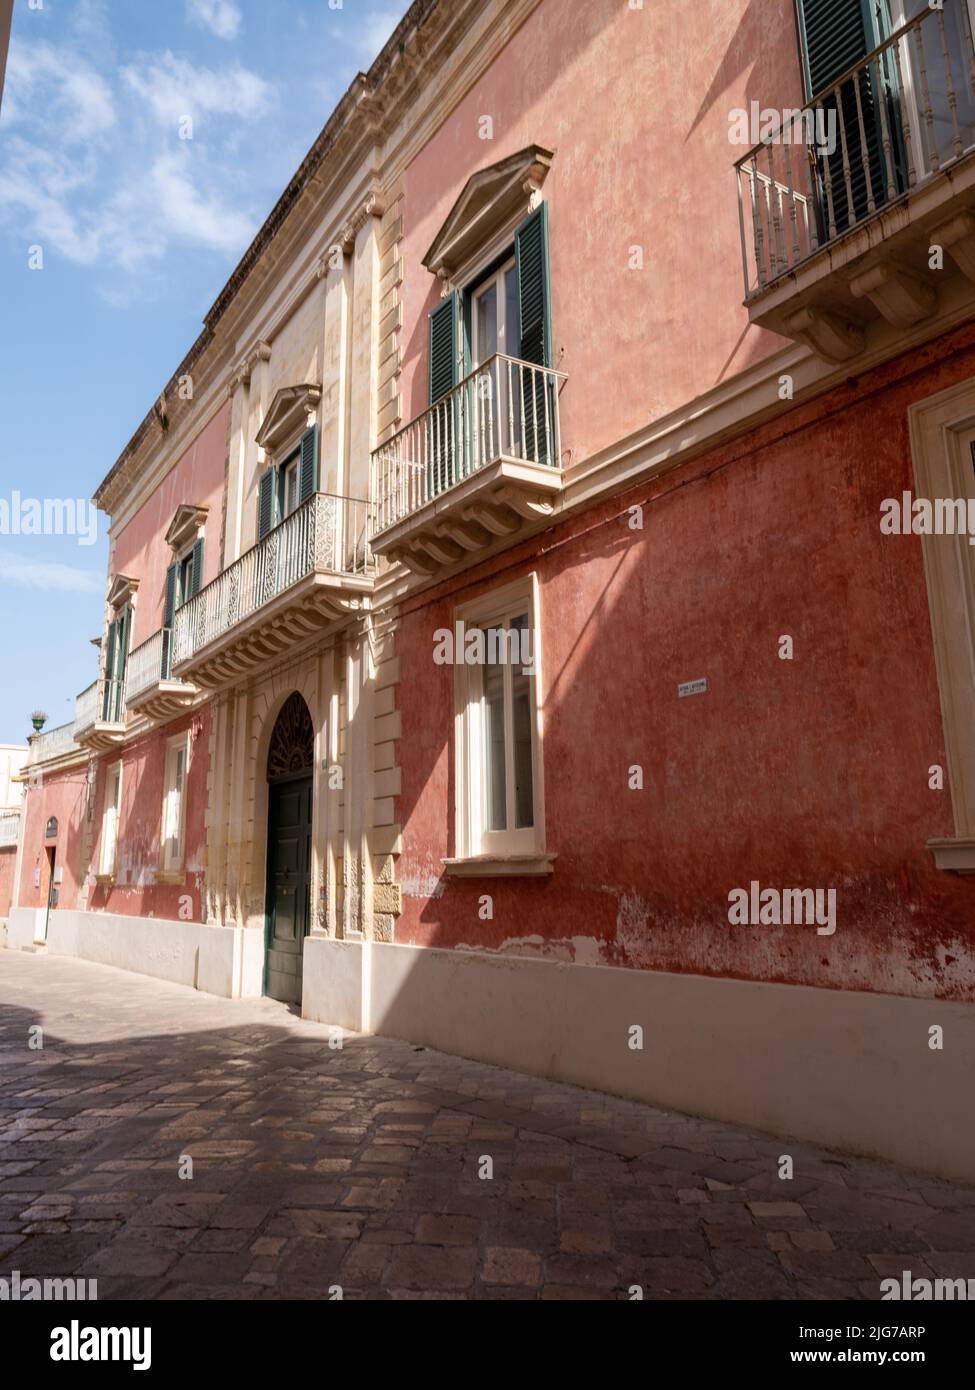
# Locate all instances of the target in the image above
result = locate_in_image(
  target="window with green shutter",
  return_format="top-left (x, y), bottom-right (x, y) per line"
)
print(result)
top-left (258, 466), bottom-right (276, 539)
top-left (796, 0), bottom-right (903, 233)
top-left (514, 203), bottom-right (553, 465)
top-left (189, 537), bottom-right (204, 597)
top-left (102, 606), bottom-right (129, 722)
top-left (162, 562), bottom-right (177, 679)
top-left (298, 424), bottom-right (319, 505)
top-left (428, 291), bottom-right (459, 497)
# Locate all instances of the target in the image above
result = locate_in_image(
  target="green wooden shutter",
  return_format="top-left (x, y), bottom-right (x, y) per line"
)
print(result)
top-left (515, 203), bottom-right (554, 465)
top-left (429, 292), bottom-right (458, 404)
top-left (162, 562), bottom-right (177, 679)
top-left (190, 538), bottom-right (204, 597)
top-left (258, 467), bottom-right (276, 539)
top-left (102, 619), bottom-right (117, 720)
top-left (515, 202), bottom-right (552, 368)
top-left (163, 563), bottom-right (178, 625)
top-left (796, 0), bottom-right (900, 229)
top-left (298, 424), bottom-right (320, 505)
top-left (428, 292), bottom-right (459, 497)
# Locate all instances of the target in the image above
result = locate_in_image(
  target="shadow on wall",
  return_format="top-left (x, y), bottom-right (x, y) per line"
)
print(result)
top-left (390, 356), bottom-right (975, 998)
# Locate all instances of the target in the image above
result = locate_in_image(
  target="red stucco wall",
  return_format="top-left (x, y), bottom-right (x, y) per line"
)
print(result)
top-left (0, 846), bottom-right (17, 919)
top-left (400, 0), bottom-right (803, 467)
top-left (88, 705), bottom-right (211, 923)
top-left (112, 402), bottom-right (229, 648)
top-left (393, 322), bottom-right (975, 1002)
top-left (16, 763), bottom-right (89, 913)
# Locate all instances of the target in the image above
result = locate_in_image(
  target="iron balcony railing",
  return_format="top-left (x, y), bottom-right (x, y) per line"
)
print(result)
top-left (26, 721), bottom-right (81, 767)
top-left (0, 811), bottom-right (19, 849)
top-left (126, 627), bottom-right (181, 703)
top-left (74, 674), bottom-right (125, 737)
top-left (173, 490), bottom-right (373, 668)
top-left (371, 351), bottom-right (566, 535)
top-left (735, 0), bottom-right (975, 295)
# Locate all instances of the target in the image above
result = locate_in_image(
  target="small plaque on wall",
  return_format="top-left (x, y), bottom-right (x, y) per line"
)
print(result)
top-left (678, 678), bottom-right (708, 698)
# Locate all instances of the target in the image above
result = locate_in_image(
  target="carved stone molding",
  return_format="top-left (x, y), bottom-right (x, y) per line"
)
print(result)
top-left (783, 305), bottom-right (865, 363)
top-left (849, 262), bottom-right (937, 329)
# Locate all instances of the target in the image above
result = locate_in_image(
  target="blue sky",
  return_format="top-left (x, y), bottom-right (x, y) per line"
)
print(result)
top-left (0, 0), bottom-right (404, 745)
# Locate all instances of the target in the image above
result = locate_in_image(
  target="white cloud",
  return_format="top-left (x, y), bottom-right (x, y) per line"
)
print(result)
top-left (4, 43), bottom-right (116, 141)
top-left (0, 552), bottom-right (103, 594)
top-left (0, 38), bottom-right (271, 281)
top-left (186, 0), bottom-right (243, 42)
top-left (151, 151), bottom-right (254, 254)
top-left (121, 50), bottom-right (273, 126)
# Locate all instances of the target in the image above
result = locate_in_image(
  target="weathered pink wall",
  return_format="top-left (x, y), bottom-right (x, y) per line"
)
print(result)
top-left (400, 0), bottom-right (802, 465)
top-left (393, 320), bottom-right (975, 1002)
top-left (88, 707), bottom-right (210, 923)
top-left (16, 764), bottom-right (89, 913)
top-left (0, 846), bottom-right (17, 918)
top-left (112, 402), bottom-right (229, 648)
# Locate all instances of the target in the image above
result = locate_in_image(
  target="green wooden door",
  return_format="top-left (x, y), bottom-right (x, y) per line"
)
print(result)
top-left (265, 775), bottom-right (313, 1005)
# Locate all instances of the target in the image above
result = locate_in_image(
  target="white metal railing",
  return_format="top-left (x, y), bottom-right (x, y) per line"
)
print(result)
top-left (26, 721), bottom-right (80, 767)
top-left (0, 811), bottom-right (19, 849)
top-left (735, 0), bottom-right (975, 294)
top-left (127, 628), bottom-right (171, 703)
top-left (74, 680), bottom-right (99, 736)
top-left (173, 491), bottom-right (373, 668)
top-left (371, 352), bottom-right (567, 534)
top-left (73, 674), bottom-right (125, 735)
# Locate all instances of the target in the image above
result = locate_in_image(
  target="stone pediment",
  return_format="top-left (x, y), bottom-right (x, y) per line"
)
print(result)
top-left (256, 383), bottom-right (322, 456)
top-left (107, 573), bottom-right (139, 610)
top-left (422, 145), bottom-right (554, 279)
top-left (165, 503), bottom-right (209, 553)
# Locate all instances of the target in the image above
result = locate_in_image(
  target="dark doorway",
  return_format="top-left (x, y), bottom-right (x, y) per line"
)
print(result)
top-left (264, 693), bottom-right (315, 1005)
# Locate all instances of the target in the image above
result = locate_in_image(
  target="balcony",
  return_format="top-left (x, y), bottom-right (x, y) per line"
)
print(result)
top-left (370, 352), bottom-right (566, 577)
top-left (25, 721), bottom-right (82, 769)
top-left (74, 676), bottom-right (126, 751)
top-left (126, 628), bottom-right (198, 721)
top-left (0, 811), bottom-right (20, 849)
top-left (173, 490), bottom-right (374, 689)
top-left (735, 0), bottom-right (975, 361)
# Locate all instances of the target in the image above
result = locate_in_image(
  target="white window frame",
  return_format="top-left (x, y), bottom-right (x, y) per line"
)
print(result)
top-left (282, 454), bottom-right (300, 519)
top-left (100, 761), bottom-right (122, 877)
top-left (909, 378), bottom-right (975, 871)
top-left (160, 732), bottom-right (190, 874)
top-left (471, 256), bottom-right (517, 366)
top-left (452, 573), bottom-right (548, 866)
top-left (175, 542), bottom-right (195, 610)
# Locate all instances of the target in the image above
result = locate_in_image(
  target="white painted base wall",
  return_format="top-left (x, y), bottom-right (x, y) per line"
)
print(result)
top-left (302, 936), bottom-right (975, 1184)
top-left (4, 917), bottom-right (971, 1181)
top-left (4, 908), bottom-right (264, 998)
top-left (5, 907), bottom-right (48, 948)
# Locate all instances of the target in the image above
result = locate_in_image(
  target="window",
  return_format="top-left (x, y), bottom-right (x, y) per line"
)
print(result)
top-left (161, 734), bottom-right (189, 873)
top-left (257, 425), bottom-right (319, 540)
top-left (100, 762), bottom-right (122, 877)
top-left (426, 202), bottom-right (554, 496)
top-left (177, 551), bottom-right (194, 607)
top-left (103, 607), bottom-right (130, 723)
top-left (908, 380), bottom-right (975, 871)
top-left (282, 455), bottom-right (300, 519)
top-left (452, 575), bottom-right (548, 867)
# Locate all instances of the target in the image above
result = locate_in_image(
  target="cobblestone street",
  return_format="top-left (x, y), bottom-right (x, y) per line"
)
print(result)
top-left (0, 952), bottom-right (973, 1301)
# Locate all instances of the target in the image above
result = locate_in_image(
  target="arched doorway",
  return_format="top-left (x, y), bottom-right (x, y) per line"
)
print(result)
top-left (264, 692), bottom-right (315, 1004)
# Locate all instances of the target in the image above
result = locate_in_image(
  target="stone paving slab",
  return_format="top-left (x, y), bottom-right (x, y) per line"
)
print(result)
top-left (0, 950), bottom-right (973, 1301)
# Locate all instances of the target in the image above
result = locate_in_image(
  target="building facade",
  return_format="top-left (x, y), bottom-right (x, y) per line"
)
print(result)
top-left (7, 0), bottom-right (975, 1179)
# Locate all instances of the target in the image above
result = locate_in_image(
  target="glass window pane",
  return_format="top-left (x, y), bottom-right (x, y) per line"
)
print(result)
top-left (510, 614), bottom-right (534, 828)
top-left (482, 630), bottom-right (507, 832)
top-left (476, 282), bottom-right (498, 364)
